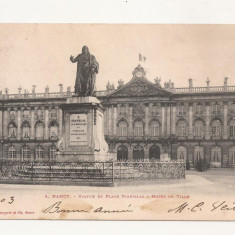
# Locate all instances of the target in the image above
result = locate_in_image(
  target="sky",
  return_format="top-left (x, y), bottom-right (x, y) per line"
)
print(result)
top-left (0, 24), bottom-right (235, 94)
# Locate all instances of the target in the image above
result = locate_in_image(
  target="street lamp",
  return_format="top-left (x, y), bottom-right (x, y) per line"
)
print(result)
top-left (1, 140), bottom-right (3, 161)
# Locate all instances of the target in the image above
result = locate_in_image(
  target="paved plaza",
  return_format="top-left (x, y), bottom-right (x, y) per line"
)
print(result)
top-left (0, 169), bottom-right (234, 197)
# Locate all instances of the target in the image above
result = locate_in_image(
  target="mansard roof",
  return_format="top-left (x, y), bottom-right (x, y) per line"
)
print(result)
top-left (107, 65), bottom-right (172, 98)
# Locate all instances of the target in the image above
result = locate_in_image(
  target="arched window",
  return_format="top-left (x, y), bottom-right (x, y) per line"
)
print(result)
top-left (8, 122), bottom-right (17, 139)
top-left (194, 146), bottom-right (204, 162)
top-left (49, 146), bottom-right (57, 161)
top-left (35, 122), bottom-right (44, 139)
top-left (211, 119), bottom-right (222, 137)
top-left (118, 121), bottom-right (127, 137)
top-left (229, 146), bottom-right (235, 165)
top-left (229, 120), bottom-right (235, 137)
top-left (194, 120), bottom-right (204, 137)
top-left (8, 146), bottom-right (16, 160)
top-left (149, 120), bottom-right (160, 137)
top-left (22, 121), bottom-right (30, 139)
top-left (49, 121), bottom-right (59, 139)
top-left (177, 120), bottom-right (187, 137)
top-left (134, 121), bottom-right (144, 137)
top-left (133, 145), bottom-right (144, 161)
top-left (117, 145), bottom-right (128, 161)
top-left (149, 145), bottom-right (160, 160)
top-left (35, 145), bottom-right (44, 160)
top-left (22, 145), bottom-right (30, 160)
top-left (177, 146), bottom-right (187, 160)
top-left (211, 146), bottom-right (221, 163)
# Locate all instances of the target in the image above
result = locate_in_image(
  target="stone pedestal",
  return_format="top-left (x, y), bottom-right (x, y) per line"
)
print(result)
top-left (57, 96), bottom-right (115, 162)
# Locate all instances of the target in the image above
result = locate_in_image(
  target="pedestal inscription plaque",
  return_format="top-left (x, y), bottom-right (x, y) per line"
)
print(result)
top-left (69, 113), bottom-right (87, 146)
top-left (57, 96), bottom-right (115, 162)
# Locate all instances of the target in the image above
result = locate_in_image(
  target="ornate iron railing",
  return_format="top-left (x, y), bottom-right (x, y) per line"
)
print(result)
top-left (114, 160), bottom-right (185, 181)
top-left (0, 160), bottom-right (185, 185)
top-left (0, 161), bottom-right (114, 184)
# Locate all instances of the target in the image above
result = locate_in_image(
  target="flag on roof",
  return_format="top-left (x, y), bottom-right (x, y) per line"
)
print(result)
top-left (139, 53), bottom-right (146, 62)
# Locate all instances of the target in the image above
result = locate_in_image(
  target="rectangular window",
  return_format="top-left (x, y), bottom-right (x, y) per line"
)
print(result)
top-left (213, 152), bottom-right (219, 162)
top-left (23, 127), bottom-right (30, 139)
top-left (194, 148), bottom-right (204, 162)
top-left (22, 149), bottom-right (30, 160)
top-left (9, 150), bottom-right (16, 159)
top-left (50, 109), bottom-right (57, 118)
top-left (230, 104), bottom-right (235, 114)
top-left (152, 106), bottom-right (159, 116)
top-left (179, 126), bottom-right (186, 136)
top-left (211, 149), bottom-right (221, 163)
top-left (120, 126), bottom-right (127, 137)
top-left (134, 127), bottom-right (143, 137)
top-left (195, 126), bottom-right (204, 137)
top-left (23, 110), bottom-right (30, 118)
top-left (178, 105), bottom-right (186, 115)
top-left (230, 151), bottom-right (235, 164)
top-left (230, 126), bottom-right (235, 137)
top-left (50, 126), bottom-right (58, 138)
top-left (10, 111), bottom-right (16, 119)
top-left (179, 151), bottom-right (185, 160)
top-left (36, 151), bottom-right (43, 159)
top-left (120, 106), bottom-right (126, 115)
top-left (9, 127), bottom-right (16, 139)
top-left (196, 105), bottom-right (203, 114)
top-left (212, 126), bottom-right (221, 136)
top-left (50, 149), bottom-right (56, 161)
top-left (212, 104), bottom-right (220, 114)
top-left (150, 126), bottom-right (159, 137)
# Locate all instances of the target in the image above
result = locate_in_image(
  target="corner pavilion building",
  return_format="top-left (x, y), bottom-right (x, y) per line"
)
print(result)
top-left (1, 64), bottom-right (235, 168)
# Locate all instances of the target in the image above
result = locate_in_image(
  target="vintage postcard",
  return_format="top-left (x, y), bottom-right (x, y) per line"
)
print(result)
top-left (0, 24), bottom-right (235, 221)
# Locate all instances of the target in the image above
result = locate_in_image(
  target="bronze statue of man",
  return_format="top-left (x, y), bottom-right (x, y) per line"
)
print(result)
top-left (70, 46), bottom-right (99, 96)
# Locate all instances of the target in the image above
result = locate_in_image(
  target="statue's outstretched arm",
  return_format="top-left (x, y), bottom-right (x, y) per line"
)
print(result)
top-left (70, 55), bottom-right (78, 63)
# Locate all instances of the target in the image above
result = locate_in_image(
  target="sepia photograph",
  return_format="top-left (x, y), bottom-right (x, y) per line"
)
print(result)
top-left (0, 23), bottom-right (235, 222)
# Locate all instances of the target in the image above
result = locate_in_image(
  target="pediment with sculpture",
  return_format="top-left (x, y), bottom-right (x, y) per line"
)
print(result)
top-left (108, 65), bottom-right (172, 98)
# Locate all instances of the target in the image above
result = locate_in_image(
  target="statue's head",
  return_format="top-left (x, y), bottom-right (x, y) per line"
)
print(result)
top-left (82, 46), bottom-right (89, 55)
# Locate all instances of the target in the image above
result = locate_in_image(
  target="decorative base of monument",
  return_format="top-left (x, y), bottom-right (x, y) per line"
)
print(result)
top-left (56, 151), bottom-right (115, 162)
top-left (57, 96), bottom-right (116, 162)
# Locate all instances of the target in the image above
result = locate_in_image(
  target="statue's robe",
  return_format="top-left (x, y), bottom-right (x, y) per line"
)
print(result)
top-left (74, 53), bottom-right (99, 96)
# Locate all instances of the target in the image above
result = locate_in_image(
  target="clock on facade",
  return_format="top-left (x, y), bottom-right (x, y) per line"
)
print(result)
top-left (136, 71), bottom-right (143, 78)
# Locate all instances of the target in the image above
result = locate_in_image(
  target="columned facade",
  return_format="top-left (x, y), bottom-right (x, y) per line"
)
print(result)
top-left (1, 64), bottom-right (235, 168)
top-left (102, 65), bottom-right (235, 167)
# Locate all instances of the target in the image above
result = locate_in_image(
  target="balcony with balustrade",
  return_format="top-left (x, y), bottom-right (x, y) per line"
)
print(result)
top-left (1, 82), bottom-right (235, 102)
top-left (166, 85), bottom-right (235, 94)
top-left (0, 89), bottom-right (112, 101)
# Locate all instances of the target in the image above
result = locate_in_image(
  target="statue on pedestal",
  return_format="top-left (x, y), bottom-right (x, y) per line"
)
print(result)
top-left (70, 46), bottom-right (99, 96)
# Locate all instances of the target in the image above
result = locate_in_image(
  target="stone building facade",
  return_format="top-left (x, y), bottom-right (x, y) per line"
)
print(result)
top-left (1, 64), bottom-right (235, 167)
